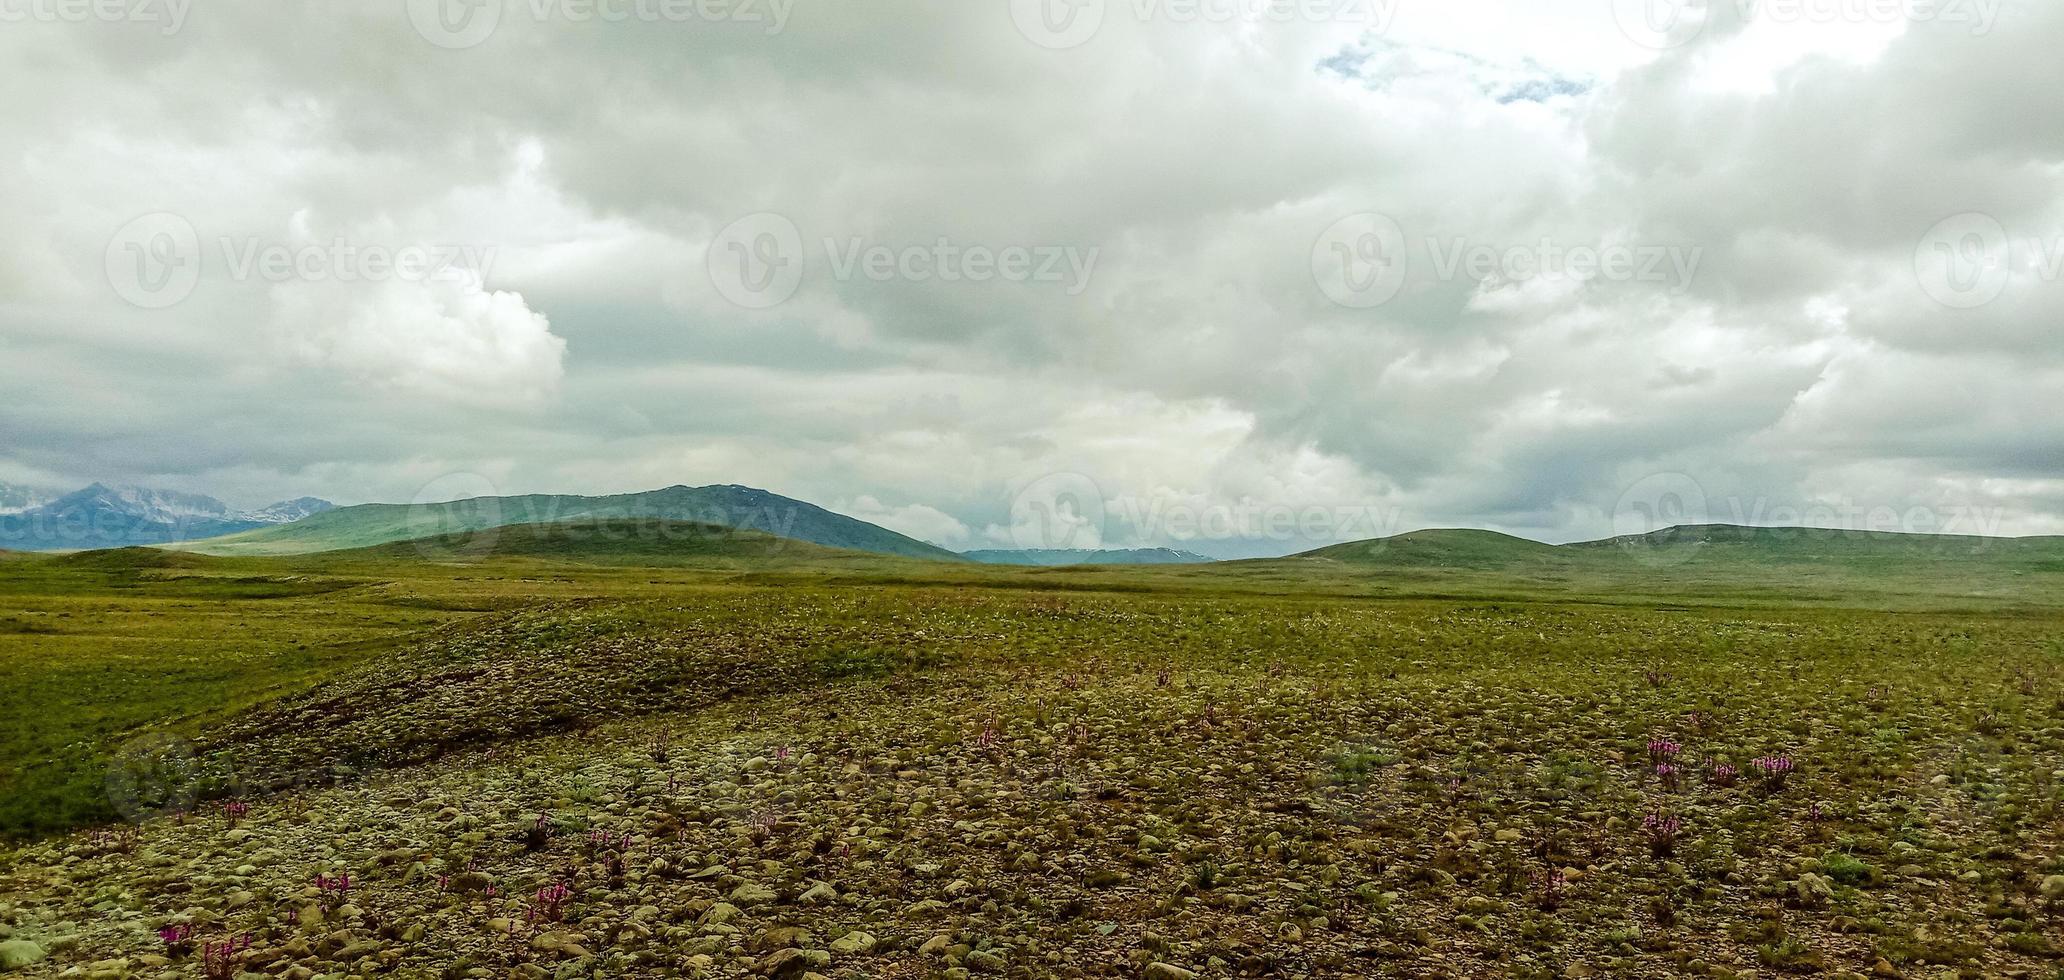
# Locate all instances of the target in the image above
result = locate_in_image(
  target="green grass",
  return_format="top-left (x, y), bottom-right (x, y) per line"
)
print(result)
top-left (3, 523), bottom-right (2064, 974)
top-left (10, 519), bottom-right (2064, 840)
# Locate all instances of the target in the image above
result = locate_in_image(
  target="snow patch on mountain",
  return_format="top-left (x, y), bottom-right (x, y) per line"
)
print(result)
top-left (0, 483), bottom-right (53, 516)
top-left (238, 497), bottom-right (336, 524)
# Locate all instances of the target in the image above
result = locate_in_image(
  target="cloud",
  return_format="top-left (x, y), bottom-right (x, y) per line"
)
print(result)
top-left (836, 495), bottom-right (971, 549)
top-left (0, 2), bottom-right (2058, 544)
top-left (269, 274), bottom-right (566, 409)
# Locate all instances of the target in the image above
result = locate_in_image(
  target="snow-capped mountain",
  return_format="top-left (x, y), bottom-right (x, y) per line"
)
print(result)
top-left (73, 484), bottom-right (238, 522)
top-left (0, 483), bottom-right (335, 551)
top-left (238, 496), bottom-right (336, 524)
top-left (0, 482), bottom-right (53, 516)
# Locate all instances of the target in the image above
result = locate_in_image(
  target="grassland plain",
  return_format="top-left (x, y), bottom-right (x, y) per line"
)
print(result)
top-left (2, 524), bottom-right (2063, 978)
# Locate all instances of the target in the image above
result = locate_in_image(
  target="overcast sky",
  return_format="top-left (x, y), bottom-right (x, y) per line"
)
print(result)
top-left (1, 0), bottom-right (2058, 557)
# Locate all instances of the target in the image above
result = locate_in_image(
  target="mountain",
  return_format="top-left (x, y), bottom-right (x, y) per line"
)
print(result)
top-left (0, 483), bottom-right (52, 515)
top-left (1295, 524), bottom-right (2064, 572)
top-left (1570, 523), bottom-right (2064, 566)
top-left (181, 484), bottom-right (963, 561)
top-left (239, 496), bottom-right (336, 524)
top-left (0, 484), bottom-right (336, 551)
top-left (335, 518), bottom-right (860, 565)
top-left (963, 548), bottom-right (1215, 566)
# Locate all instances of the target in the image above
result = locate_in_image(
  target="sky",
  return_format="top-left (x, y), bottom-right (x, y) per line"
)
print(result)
top-left (0, 0), bottom-right (2058, 558)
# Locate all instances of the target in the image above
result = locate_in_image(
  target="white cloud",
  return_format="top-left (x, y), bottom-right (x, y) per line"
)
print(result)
top-left (836, 495), bottom-right (971, 549)
top-left (269, 274), bottom-right (566, 409)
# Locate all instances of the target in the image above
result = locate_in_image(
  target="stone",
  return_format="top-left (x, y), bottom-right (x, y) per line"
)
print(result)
top-left (1145, 964), bottom-right (1196, 980)
top-left (0, 941), bottom-right (46, 972)
top-left (701, 902), bottom-right (742, 924)
top-left (829, 931), bottom-right (876, 955)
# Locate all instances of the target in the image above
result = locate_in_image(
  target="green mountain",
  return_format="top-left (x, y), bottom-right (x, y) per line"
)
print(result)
top-left (1283, 524), bottom-right (2064, 605)
top-left (180, 485), bottom-right (962, 561)
top-left (1574, 523), bottom-right (2064, 564)
top-left (1301, 524), bottom-right (2064, 568)
top-left (334, 519), bottom-right (859, 565)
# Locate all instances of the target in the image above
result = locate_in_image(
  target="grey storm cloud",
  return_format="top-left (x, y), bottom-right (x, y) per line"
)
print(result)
top-left (0, 0), bottom-right (2059, 554)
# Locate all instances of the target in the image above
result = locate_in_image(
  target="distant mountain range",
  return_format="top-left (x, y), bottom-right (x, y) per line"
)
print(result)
top-left (1296, 525), bottom-right (2064, 567)
top-left (963, 548), bottom-right (1214, 566)
top-left (13, 478), bottom-right (2064, 578)
top-left (179, 484), bottom-right (962, 561)
top-left (0, 484), bottom-right (335, 551)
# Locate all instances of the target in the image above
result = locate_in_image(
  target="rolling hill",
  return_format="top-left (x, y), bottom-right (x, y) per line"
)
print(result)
top-left (1300, 524), bottom-right (2064, 569)
top-left (1574, 523), bottom-right (2064, 565)
top-left (179, 484), bottom-right (962, 561)
top-left (1275, 524), bottom-right (2064, 607)
top-left (332, 518), bottom-right (860, 565)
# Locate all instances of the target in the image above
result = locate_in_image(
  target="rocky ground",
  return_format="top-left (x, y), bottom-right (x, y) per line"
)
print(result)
top-left (4, 590), bottom-right (2063, 978)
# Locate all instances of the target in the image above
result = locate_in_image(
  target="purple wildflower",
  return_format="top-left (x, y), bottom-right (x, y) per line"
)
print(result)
top-left (1641, 811), bottom-right (1682, 858)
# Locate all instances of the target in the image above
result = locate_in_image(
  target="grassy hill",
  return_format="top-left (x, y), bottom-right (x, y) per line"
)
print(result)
top-left (1268, 524), bottom-right (2064, 608)
top-left (178, 484), bottom-right (962, 562)
top-left (1576, 523), bottom-right (2064, 566)
top-left (1299, 528), bottom-right (1563, 568)
top-left (1299, 524), bottom-right (2064, 571)
top-left (332, 518), bottom-right (859, 566)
